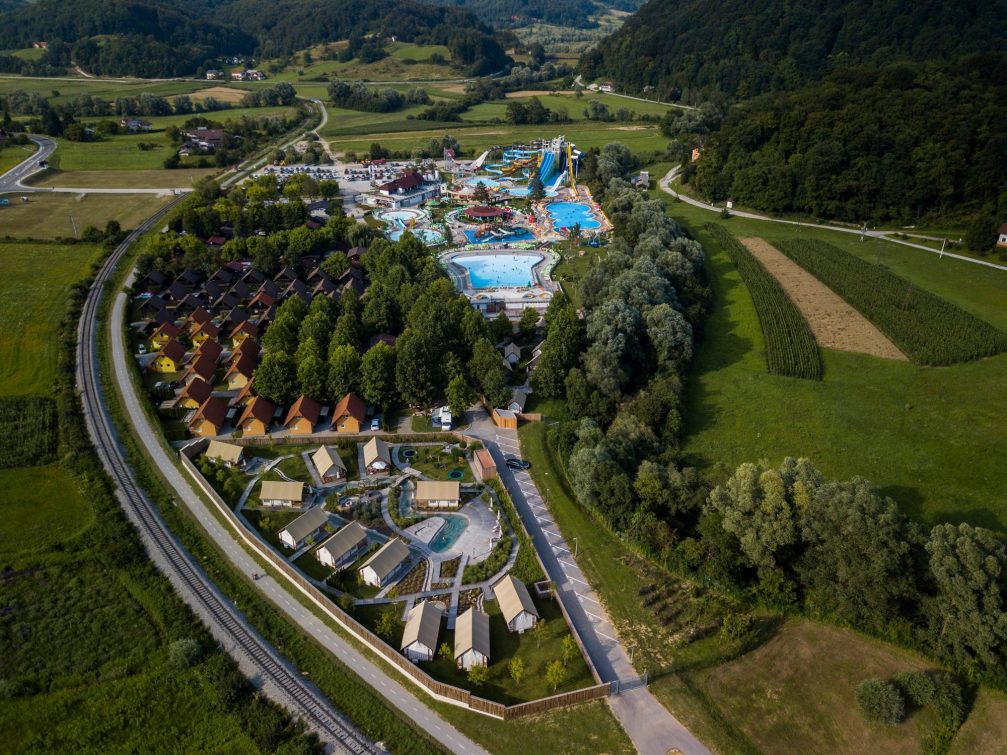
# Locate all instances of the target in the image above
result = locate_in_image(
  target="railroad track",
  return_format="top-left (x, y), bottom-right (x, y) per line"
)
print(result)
top-left (75, 198), bottom-right (378, 755)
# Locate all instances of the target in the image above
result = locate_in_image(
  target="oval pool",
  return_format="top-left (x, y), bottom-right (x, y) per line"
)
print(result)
top-left (430, 514), bottom-right (468, 553)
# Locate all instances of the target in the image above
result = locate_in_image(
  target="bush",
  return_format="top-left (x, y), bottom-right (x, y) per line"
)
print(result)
top-left (856, 678), bottom-right (905, 726)
top-left (168, 638), bottom-right (203, 669)
top-left (894, 671), bottom-right (966, 726)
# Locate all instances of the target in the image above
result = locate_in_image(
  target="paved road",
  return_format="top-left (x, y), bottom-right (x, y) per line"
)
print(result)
top-left (0, 134), bottom-right (56, 192)
top-left (465, 411), bottom-right (712, 755)
top-left (660, 166), bottom-right (1007, 272)
top-left (107, 280), bottom-right (487, 755)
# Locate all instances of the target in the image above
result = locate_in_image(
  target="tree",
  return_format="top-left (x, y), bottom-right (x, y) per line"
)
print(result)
top-left (168, 638), bottom-right (203, 669)
top-left (561, 635), bottom-right (578, 667)
top-left (439, 642), bottom-right (453, 661)
top-left (327, 345), bottom-right (361, 400)
top-left (396, 330), bottom-right (439, 407)
top-left (645, 303), bottom-right (693, 369)
top-left (360, 342), bottom-right (397, 410)
top-left (446, 375), bottom-right (475, 419)
top-left (528, 173), bottom-right (545, 202)
top-left (508, 657), bottom-right (525, 685)
top-left (376, 605), bottom-right (402, 640)
top-left (529, 617), bottom-right (547, 649)
top-left (856, 678), bottom-right (905, 726)
top-left (518, 307), bottom-right (539, 340)
top-left (490, 311), bottom-right (512, 343)
top-left (545, 659), bottom-right (567, 692)
top-left (253, 351), bottom-right (298, 406)
top-left (297, 353), bottom-right (327, 403)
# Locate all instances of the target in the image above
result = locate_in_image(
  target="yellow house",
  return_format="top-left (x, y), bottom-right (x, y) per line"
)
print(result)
top-left (283, 395), bottom-right (321, 435)
top-left (151, 339), bottom-right (187, 373)
top-left (230, 319), bottom-right (259, 347)
top-left (224, 351), bottom-right (257, 391)
top-left (237, 396), bottom-right (274, 437)
top-left (188, 396), bottom-right (227, 437)
top-left (191, 320), bottom-right (220, 347)
top-left (174, 377), bottom-right (211, 410)
top-left (150, 321), bottom-right (180, 350)
top-left (331, 393), bottom-right (366, 433)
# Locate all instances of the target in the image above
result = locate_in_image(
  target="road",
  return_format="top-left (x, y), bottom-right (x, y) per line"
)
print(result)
top-left (465, 411), bottom-right (711, 755)
top-left (0, 134), bottom-right (56, 192)
top-left (659, 165), bottom-right (1007, 272)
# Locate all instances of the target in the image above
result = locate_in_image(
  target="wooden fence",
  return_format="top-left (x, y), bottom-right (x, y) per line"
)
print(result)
top-left (179, 439), bottom-right (611, 720)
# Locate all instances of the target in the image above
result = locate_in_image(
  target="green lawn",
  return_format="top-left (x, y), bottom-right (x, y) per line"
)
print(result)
top-left (0, 77), bottom-right (210, 106)
top-left (462, 91), bottom-right (674, 123)
top-left (0, 140), bottom-right (37, 174)
top-left (30, 168), bottom-right (219, 188)
top-left (0, 193), bottom-right (170, 239)
top-left (409, 444), bottom-right (474, 482)
top-left (0, 465), bottom-right (94, 556)
top-left (0, 241), bottom-right (101, 395)
top-left (266, 43), bottom-right (459, 83)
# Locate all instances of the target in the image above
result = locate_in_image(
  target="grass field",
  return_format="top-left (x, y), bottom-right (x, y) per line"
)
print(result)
top-left (950, 688), bottom-right (1007, 754)
top-left (0, 76), bottom-right (210, 105)
top-left (649, 179), bottom-right (1007, 530)
top-left (30, 168), bottom-right (219, 188)
top-left (0, 140), bottom-right (37, 175)
top-left (0, 465), bottom-right (93, 556)
top-left (0, 241), bottom-right (101, 395)
top-left (268, 42), bottom-right (458, 83)
top-left (0, 193), bottom-right (169, 239)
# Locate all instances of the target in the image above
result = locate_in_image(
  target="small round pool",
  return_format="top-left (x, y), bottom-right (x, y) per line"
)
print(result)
top-left (548, 201), bottom-right (600, 231)
top-left (401, 448), bottom-right (416, 459)
top-left (447, 469), bottom-right (465, 480)
top-left (388, 228), bottom-right (446, 245)
top-left (430, 514), bottom-right (467, 553)
top-left (374, 208), bottom-right (426, 228)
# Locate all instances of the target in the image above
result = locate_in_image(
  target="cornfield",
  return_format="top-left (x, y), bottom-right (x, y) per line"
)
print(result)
top-left (707, 225), bottom-right (822, 380)
top-left (775, 239), bottom-right (1007, 365)
top-left (0, 396), bottom-right (57, 469)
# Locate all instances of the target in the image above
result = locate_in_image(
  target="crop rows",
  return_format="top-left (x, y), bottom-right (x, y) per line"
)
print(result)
top-left (707, 225), bottom-right (822, 380)
top-left (0, 396), bottom-right (56, 469)
top-left (775, 239), bottom-right (1007, 365)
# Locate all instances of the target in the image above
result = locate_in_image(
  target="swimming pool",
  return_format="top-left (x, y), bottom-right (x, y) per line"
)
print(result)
top-left (388, 228), bottom-right (446, 245)
top-left (430, 514), bottom-right (468, 554)
top-left (374, 208), bottom-right (426, 228)
top-left (453, 253), bottom-right (543, 288)
top-left (462, 228), bottom-right (536, 245)
top-left (548, 201), bottom-right (600, 231)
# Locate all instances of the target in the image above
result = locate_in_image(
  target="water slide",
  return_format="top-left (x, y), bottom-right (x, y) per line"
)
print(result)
top-left (566, 142), bottom-right (577, 189)
top-left (538, 151), bottom-right (557, 187)
top-left (549, 171), bottom-right (566, 192)
top-left (470, 150), bottom-right (490, 170)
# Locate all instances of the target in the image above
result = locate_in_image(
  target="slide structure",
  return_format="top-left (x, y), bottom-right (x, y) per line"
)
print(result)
top-left (538, 151), bottom-right (558, 187)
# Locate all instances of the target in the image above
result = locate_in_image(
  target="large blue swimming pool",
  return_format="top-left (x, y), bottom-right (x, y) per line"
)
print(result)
top-left (462, 228), bottom-right (536, 245)
top-left (454, 253), bottom-right (543, 288)
top-left (548, 201), bottom-right (600, 231)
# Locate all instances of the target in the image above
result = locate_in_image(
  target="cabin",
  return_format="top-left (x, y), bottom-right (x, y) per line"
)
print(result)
top-left (230, 338), bottom-right (260, 365)
top-left (454, 607), bottom-right (490, 670)
top-left (473, 448), bottom-right (496, 481)
top-left (150, 321), bottom-right (181, 349)
top-left (188, 396), bottom-right (227, 437)
top-left (204, 439), bottom-right (244, 467)
top-left (331, 393), bottom-right (366, 433)
top-left (316, 521), bottom-right (368, 569)
top-left (174, 377), bottom-right (212, 410)
top-left (311, 445), bottom-right (346, 483)
top-left (191, 320), bottom-right (220, 346)
top-left (151, 339), bottom-right (187, 373)
top-left (237, 396), bottom-right (274, 437)
top-left (401, 601), bottom-right (443, 663)
top-left (224, 351), bottom-right (257, 390)
top-left (414, 480), bottom-right (461, 510)
top-left (259, 480), bottom-right (304, 508)
top-left (196, 338), bottom-right (223, 364)
top-left (284, 395), bottom-right (322, 435)
top-left (179, 353), bottom-right (217, 386)
top-left (362, 436), bottom-right (392, 476)
top-left (503, 342), bottom-right (522, 365)
top-left (359, 538), bottom-right (409, 587)
top-left (231, 320), bottom-right (260, 349)
top-left (188, 306), bottom-right (212, 327)
top-left (278, 507), bottom-right (330, 550)
top-left (493, 575), bottom-right (539, 634)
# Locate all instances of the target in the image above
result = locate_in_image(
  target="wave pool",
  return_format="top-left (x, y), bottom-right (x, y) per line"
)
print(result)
top-left (453, 252), bottom-right (543, 288)
top-left (548, 201), bottom-right (600, 231)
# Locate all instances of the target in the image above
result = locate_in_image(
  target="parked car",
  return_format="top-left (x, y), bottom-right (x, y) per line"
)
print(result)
top-left (137, 343), bottom-right (147, 354)
top-left (370, 416), bottom-right (381, 431)
top-left (505, 457), bottom-right (531, 471)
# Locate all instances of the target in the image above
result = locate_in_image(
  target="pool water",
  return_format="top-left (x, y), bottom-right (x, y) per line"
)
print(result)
top-left (430, 514), bottom-right (468, 553)
top-left (462, 228), bottom-right (536, 245)
top-left (375, 209), bottom-right (424, 226)
top-left (548, 201), bottom-right (600, 231)
top-left (454, 253), bottom-right (543, 288)
top-left (388, 228), bottom-right (445, 245)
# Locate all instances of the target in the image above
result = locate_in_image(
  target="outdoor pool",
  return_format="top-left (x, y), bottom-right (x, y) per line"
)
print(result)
top-left (548, 201), bottom-right (600, 231)
top-left (453, 253), bottom-right (543, 288)
top-left (374, 208), bottom-right (425, 228)
top-left (462, 228), bottom-right (536, 245)
top-left (388, 228), bottom-right (446, 245)
top-left (430, 514), bottom-right (468, 554)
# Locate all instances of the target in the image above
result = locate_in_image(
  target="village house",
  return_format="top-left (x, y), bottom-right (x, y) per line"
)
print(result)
top-left (150, 321), bottom-right (181, 349)
top-left (359, 537), bottom-right (409, 587)
top-left (184, 127), bottom-right (225, 151)
top-left (224, 351), bottom-right (257, 390)
top-left (362, 436), bottom-right (392, 476)
top-left (311, 445), bottom-right (346, 483)
top-left (195, 338), bottom-right (223, 364)
top-left (229, 379), bottom-right (255, 408)
top-left (237, 396), bottom-right (274, 436)
top-left (493, 575), bottom-right (539, 634)
top-left (188, 306), bottom-right (212, 328)
top-left (284, 395), bottom-right (322, 435)
top-left (205, 69), bottom-right (224, 80)
top-left (401, 601), bottom-right (443, 663)
top-left (230, 319), bottom-right (259, 347)
top-left (188, 396), bottom-right (228, 437)
top-left (473, 448), bottom-right (496, 481)
top-left (174, 376), bottom-right (212, 410)
top-left (316, 521), bottom-right (368, 569)
top-left (454, 607), bottom-right (490, 670)
top-left (503, 342), bottom-right (522, 366)
top-left (414, 480), bottom-right (461, 510)
top-left (179, 352), bottom-right (217, 386)
top-left (204, 439), bottom-right (244, 467)
top-left (191, 319), bottom-right (220, 346)
top-left (120, 117), bottom-right (153, 133)
top-left (278, 507), bottom-right (330, 550)
top-left (259, 480), bottom-right (304, 508)
top-left (150, 338), bottom-right (187, 373)
top-left (331, 393), bottom-right (366, 433)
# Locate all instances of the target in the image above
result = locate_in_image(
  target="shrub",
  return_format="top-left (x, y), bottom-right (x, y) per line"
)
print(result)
top-left (0, 396), bottom-right (57, 468)
top-left (856, 678), bottom-right (905, 726)
top-left (168, 638), bottom-right (203, 669)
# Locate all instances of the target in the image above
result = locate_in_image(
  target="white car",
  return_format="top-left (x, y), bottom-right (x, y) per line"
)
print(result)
top-left (370, 416), bottom-right (381, 431)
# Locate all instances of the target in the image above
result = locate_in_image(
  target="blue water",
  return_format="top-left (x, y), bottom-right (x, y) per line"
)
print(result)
top-left (462, 228), bottom-right (536, 245)
top-left (548, 201), bottom-right (600, 231)
top-left (539, 151), bottom-right (558, 186)
top-left (430, 514), bottom-right (468, 554)
top-left (388, 228), bottom-right (445, 245)
top-left (465, 176), bottom-right (503, 189)
top-left (453, 253), bottom-right (543, 287)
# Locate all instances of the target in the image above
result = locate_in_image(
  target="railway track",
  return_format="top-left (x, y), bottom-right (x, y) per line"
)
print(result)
top-left (75, 199), bottom-right (379, 755)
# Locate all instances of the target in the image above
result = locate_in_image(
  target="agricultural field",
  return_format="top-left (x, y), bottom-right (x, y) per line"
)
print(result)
top-left (0, 76), bottom-right (210, 105)
top-left (0, 139), bottom-right (37, 174)
top-left (0, 193), bottom-right (170, 239)
top-left (29, 169), bottom-right (218, 189)
top-left (0, 396), bottom-right (55, 468)
top-left (775, 238), bottom-right (1007, 365)
top-left (706, 224), bottom-right (822, 380)
top-left (0, 465), bottom-right (93, 557)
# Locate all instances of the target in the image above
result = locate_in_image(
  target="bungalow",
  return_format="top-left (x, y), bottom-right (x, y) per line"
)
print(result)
top-left (278, 506), bottom-right (330, 549)
top-left (505, 388), bottom-right (529, 413)
top-left (259, 480), bottom-right (304, 508)
top-left (241, 268), bottom-right (267, 287)
top-left (331, 393), bottom-right (366, 433)
top-left (206, 235), bottom-right (227, 248)
top-left (229, 379), bottom-right (255, 407)
top-left (414, 480), bottom-right (461, 510)
top-left (138, 293), bottom-right (167, 315)
top-left (162, 280), bottom-right (188, 303)
top-left (150, 309), bottom-right (176, 329)
top-left (312, 276), bottom-right (338, 298)
top-left (473, 448), bottom-right (496, 481)
top-left (401, 601), bottom-right (443, 663)
top-left (191, 319), bottom-right (220, 346)
top-left (204, 439), bottom-right (244, 467)
top-left (230, 279), bottom-right (251, 300)
top-left (284, 395), bottom-right (322, 435)
top-left (175, 292), bottom-right (206, 315)
top-left (224, 351), bottom-right (257, 391)
top-left (493, 575), bottom-right (539, 634)
top-left (230, 338), bottom-right (261, 364)
top-left (274, 266), bottom-right (299, 286)
top-left (213, 292), bottom-right (241, 312)
top-left (151, 338), bottom-right (187, 373)
top-left (346, 246), bottom-right (368, 265)
top-left (188, 396), bottom-right (228, 437)
top-left (359, 537), bottom-right (409, 588)
top-left (248, 290), bottom-right (276, 313)
top-left (362, 437), bottom-right (392, 476)
top-left (174, 376), bottom-right (212, 410)
top-left (188, 306), bottom-right (212, 327)
top-left (179, 352), bottom-right (217, 386)
top-left (311, 445), bottom-right (346, 483)
top-left (230, 319), bottom-right (259, 347)
top-left (205, 69), bottom-right (224, 80)
top-left (454, 607), bottom-right (490, 670)
top-left (203, 280), bottom-right (224, 302)
top-left (221, 305), bottom-right (249, 330)
top-left (237, 396), bottom-right (275, 436)
top-left (195, 338), bottom-right (223, 364)
top-left (316, 521), bottom-right (368, 569)
top-left (120, 117), bottom-right (152, 133)
top-left (503, 342), bottom-right (522, 366)
top-left (150, 321), bottom-right (181, 349)
top-left (284, 279), bottom-right (312, 305)
top-left (141, 269), bottom-right (167, 291)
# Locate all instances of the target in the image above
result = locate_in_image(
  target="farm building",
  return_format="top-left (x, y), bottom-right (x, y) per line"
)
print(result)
top-left (359, 538), bottom-right (409, 588)
top-left (316, 521), bottom-right (368, 569)
top-left (331, 393), bottom-right (366, 433)
top-left (311, 445), bottom-right (346, 483)
top-left (401, 601), bottom-right (443, 663)
top-left (493, 575), bottom-right (539, 634)
top-left (362, 437), bottom-right (392, 476)
top-left (453, 607), bottom-right (490, 670)
top-left (260, 480), bottom-right (304, 508)
top-left (414, 480), bottom-right (461, 510)
top-left (284, 395), bottom-right (322, 435)
top-left (205, 439), bottom-right (243, 467)
top-left (278, 507), bottom-right (330, 550)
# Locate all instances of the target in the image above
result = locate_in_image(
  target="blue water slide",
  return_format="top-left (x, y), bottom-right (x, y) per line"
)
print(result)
top-left (538, 151), bottom-right (557, 186)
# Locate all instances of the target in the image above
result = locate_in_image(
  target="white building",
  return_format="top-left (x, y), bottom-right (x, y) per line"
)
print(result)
top-left (493, 575), bottom-right (539, 634)
top-left (359, 538), bottom-right (409, 587)
top-left (454, 607), bottom-right (490, 670)
top-left (414, 480), bottom-right (461, 510)
top-left (278, 507), bottom-right (330, 550)
top-left (401, 601), bottom-right (443, 663)
top-left (260, 480), bottom-right (304, 508)
top-left (316, 521), bottom-right (368, 569)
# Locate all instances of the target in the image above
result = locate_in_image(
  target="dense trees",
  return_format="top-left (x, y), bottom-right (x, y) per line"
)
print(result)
top-left (327, 80), bottom-right (405, 113)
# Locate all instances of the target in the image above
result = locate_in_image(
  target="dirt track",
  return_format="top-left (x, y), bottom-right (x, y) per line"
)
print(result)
top-left (740, 237), bottom-right (907, 361)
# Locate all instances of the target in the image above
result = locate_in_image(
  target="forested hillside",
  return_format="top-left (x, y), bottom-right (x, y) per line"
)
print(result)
top-left (418, 0), bottom-right (643, 28)
top-left (580, 0), bottom-right (1007, 101)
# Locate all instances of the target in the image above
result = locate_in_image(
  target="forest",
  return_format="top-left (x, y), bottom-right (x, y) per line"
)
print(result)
top-left (419, 0), bottom-right (644, 29)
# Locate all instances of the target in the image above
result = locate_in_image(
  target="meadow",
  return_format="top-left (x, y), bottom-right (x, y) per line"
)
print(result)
top-left (30, 169), bottom-right (218, 188)
top-left (0, 139), bottom-right (37, 174)
top-left (0, 76), bottom-right (210, 105)
top-left (0, 193), bottom-right (170, 239)
top-left (265, 41), bottom-right (458, 83)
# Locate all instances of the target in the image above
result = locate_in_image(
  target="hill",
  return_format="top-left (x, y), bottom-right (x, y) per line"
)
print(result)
top-left (579, 0), bottom-right (1007, 101)
top-left (418, 0), bottom-right (644, 29)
